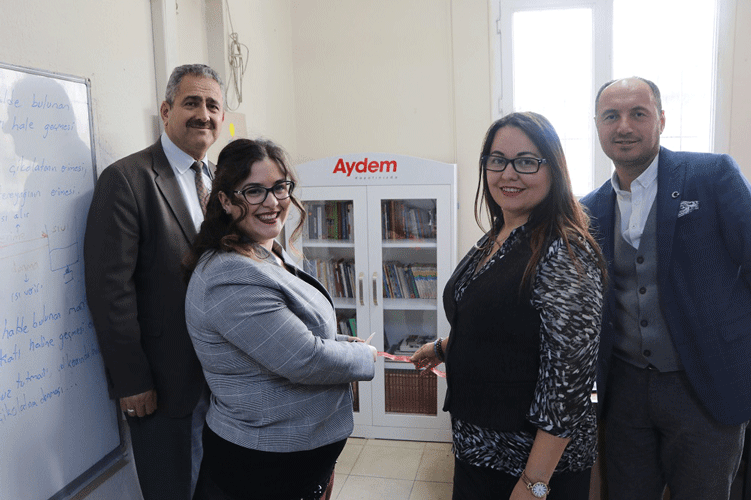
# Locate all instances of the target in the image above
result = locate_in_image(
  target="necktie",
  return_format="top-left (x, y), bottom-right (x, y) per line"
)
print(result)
top-left (191, 161), bottom-right (209, 215)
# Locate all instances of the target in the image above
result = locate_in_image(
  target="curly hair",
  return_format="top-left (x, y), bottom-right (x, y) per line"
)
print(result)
top-left (182, 138), bottom-right (305, 283)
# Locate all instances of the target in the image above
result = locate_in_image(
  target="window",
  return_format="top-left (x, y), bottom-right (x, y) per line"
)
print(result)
top-left (492, 0), bottom-right (723, 195)
top-left (613, 0), bottom-right (717, 154)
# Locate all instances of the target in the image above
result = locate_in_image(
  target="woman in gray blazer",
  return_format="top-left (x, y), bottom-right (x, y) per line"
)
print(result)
top-left (184, 138), bottom-right (377, 500)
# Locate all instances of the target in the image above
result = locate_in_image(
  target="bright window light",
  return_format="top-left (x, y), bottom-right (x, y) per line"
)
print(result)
top-left (512, 8), bottom-right (594, 195)
top-left (613, 0), bottom-right (717, 153)
top-left (500, 0), bottom-right (720, 195)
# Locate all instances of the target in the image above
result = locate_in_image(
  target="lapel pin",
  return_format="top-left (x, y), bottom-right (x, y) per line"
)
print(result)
top-left (671, 191), bottom-right (679, 199)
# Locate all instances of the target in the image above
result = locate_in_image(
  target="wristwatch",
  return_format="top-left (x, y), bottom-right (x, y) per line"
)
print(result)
top-left (521, 470), bottom-right (551, 498)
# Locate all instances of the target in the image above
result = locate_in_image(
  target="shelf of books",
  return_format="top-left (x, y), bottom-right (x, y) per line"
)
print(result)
top-left (285, 154), bottom-right (456, 441)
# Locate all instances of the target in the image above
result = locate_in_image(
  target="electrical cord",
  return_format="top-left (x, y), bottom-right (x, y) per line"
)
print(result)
top-left (225, 0), bottom-right (248, 111)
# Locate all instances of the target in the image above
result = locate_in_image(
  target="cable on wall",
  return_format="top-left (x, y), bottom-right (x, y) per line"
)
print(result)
top-left (225, 0), bottom-right (248, 111)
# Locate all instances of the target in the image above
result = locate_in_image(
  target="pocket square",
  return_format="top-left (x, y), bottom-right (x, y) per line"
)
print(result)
top-left (678, 200), bottom-right (699, 218)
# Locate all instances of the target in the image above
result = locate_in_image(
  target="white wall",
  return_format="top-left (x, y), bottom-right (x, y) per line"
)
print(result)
top-left (225, 0), bottom-right (297, 150)
top-left (176, 0), bottom-right (210, 65)
top-left (290, 0), bottom-right (490, 250)
top-left (291, 0), bottom-right (455, 161)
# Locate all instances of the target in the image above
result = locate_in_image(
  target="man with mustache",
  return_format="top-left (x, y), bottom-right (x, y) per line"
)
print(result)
top-left (84, 64), bottom-right (225, 500)
top-left (581, 77), bottom-right (750, 499)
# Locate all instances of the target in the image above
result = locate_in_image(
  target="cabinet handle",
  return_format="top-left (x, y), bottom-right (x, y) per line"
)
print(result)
top-left (372, 272), bottom-right (378, 306)
top-left (358, 272), bottom-right (365, 306)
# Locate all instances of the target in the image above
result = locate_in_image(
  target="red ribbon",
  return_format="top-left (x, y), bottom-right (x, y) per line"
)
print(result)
top-left (377, 351), bottom-right (446, 378)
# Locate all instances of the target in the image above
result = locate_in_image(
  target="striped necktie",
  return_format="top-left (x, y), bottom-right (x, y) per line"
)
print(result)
top-left (191, 161), bottom-right (209, 215)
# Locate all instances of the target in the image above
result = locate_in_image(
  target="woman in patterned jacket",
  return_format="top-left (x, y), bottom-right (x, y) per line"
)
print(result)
top-left (183, 138), bottom-right (377, 500)
top-left (412, 112), bottom-right (606, 500)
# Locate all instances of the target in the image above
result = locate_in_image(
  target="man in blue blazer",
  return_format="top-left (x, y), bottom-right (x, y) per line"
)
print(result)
top-left (580, 77), bottom-right (750, 499)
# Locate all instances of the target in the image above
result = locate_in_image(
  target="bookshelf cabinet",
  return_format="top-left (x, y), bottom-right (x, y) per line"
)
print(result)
top-left (285, 154), bottom-right (456, 441)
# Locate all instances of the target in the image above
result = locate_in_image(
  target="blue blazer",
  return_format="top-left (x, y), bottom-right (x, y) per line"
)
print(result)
top-left (580, 147), bottom-right (751, 425)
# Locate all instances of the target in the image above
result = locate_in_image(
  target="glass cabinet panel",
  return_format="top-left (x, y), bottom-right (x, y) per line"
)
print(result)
top-left (367, 183), bottom-right (451, 435)
top-left (380, 198), bottom-right (438, 416)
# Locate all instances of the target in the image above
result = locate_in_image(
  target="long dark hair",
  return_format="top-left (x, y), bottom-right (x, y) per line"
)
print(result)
top-left (474, 111), bottom-right (606, 291)
top-left (183, 138), bottom-right (305, 282)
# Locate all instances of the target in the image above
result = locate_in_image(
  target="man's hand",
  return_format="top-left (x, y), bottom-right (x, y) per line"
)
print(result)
top-left (120, 389), bottom-right (158, 417)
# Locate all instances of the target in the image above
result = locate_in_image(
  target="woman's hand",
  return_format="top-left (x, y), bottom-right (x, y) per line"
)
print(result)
top-left (410, 338), bottom-right (446, 373)
top-left (347, 332), bottom-right (378, 361)
top-left (365, 332), bottom-right (378, 362)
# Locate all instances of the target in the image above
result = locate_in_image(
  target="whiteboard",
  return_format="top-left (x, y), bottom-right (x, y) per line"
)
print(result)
top-left (0, 63), bottom-right (122, 500)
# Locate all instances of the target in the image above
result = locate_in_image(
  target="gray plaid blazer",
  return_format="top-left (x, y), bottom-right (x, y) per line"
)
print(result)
top-left (185, 245), bottom-right (375, 452)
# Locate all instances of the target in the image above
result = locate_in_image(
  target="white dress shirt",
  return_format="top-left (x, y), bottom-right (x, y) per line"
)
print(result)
top-left (611, 153), bottom-right (660, 249)
top-left (160, 132), bottom-right (211, 231)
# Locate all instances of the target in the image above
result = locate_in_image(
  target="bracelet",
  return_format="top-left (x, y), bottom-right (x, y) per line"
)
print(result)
top-left (433, 338), bottom-right (445, 362)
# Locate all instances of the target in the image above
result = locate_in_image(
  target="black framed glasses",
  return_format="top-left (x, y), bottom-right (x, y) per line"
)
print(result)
top-left (233, 180), bottom-right (295, 205)
top-left (482, 155), bottom-right (548, 174)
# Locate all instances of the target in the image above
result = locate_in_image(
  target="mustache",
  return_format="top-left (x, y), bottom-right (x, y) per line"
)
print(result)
top-left (187, 118), bottom-right (214, 129)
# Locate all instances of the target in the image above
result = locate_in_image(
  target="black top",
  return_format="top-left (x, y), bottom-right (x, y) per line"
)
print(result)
top-left (443, 226), bottom-right (603, 475)
top-left (444, 233), bottom-right (541, 432)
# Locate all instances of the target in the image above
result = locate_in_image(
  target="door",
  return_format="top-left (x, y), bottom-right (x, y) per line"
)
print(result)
top-left (366, 184), bottom-right (452, 439)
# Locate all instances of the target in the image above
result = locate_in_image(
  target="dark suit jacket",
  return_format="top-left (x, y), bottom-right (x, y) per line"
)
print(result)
top-left (84, 139), bottom-right (208, 417)
top-left (580, 146), bottom-right (751, 425)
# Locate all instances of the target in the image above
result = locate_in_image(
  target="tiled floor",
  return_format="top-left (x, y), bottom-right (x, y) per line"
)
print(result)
top-left (331, 438), bottom-right (748, 500)
top-left (331, 438), bottom-right (454, 500)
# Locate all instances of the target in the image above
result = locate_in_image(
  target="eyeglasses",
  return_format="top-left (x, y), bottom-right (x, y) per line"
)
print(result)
top-left (233, 180), bottom-right (295, 205)
top-left (482, 155), bottom-right (548, 174)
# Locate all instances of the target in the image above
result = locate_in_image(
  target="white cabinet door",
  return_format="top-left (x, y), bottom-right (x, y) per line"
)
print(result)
top-left (365, 184), bottom-right (451, 441)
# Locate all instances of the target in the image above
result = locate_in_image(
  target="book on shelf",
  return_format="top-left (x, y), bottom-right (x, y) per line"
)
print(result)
top-left (303, 201), bottom-right (354, 241)
top-left (404, 265), bottom-right (420, 298)
top-left (383, 262), bottom-right (402, 299)
top-left (316, 259), bottom-right (328, 293)
top-left (381, 261), bottom-right (436, 299)
top-left (382, 272), bottom-right (390, 299)
top-left (316, 203), bottom-right (324, 239)
top-left (306, 256), bottom-right (436, 300)
top-left (410, 264), bottom-right (437, 299)
top-left (380, 200), bottom-right (436, 240)
top-left (304, 258), bottom-right (356, 298)
top-left (396, 265), bottom-right (414, 298)
top-left (346, 261), bottom-right (356, 298)
top-left (341, 261), bottom-right (353, 298)
top-left (333, 259), bottom-right (345, 297)
top-left (345, 203), bottom-right (352, 240)
top-left (393, 200), bottom-right (404, 239)
top-left (328, 260), bottom-right (337, 297)
top-left (337, 315), bottom-right (357, 337)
